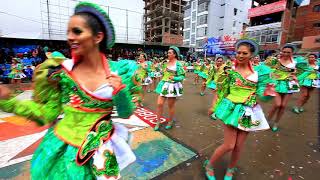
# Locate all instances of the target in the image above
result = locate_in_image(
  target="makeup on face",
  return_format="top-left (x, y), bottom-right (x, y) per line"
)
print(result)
top-left (236, 45), bottom-right (252, 64)
top-left (67, 16), bottom-right (97, 56)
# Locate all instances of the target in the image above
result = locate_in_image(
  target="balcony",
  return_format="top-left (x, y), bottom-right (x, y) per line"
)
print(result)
top-left (247, 22), bottom-right (281, 31)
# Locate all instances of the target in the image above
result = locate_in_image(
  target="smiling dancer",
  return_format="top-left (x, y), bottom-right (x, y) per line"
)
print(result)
top-left (265, 44), bottom-right (300, 132)
top-left (292, 53), bottom-right (320, 113)
top-left (0, 2), bottom-right (141, 179)
top-left (204, 39), bottom-right (275, 180)
top-left (154, 46), bottom-right (185, 131)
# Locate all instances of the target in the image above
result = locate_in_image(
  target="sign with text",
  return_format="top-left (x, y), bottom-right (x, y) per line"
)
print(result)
top-left (248, 0), bottom-right (287, 18)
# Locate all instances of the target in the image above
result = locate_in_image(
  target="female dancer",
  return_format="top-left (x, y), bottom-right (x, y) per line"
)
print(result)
top-left (137, 53), bottom-right (152, 106)
top-left (204, 39), bottom-right (275, 180)
top-left (193, 59), bottom-right (202, 85)
top-left (207, 56), bottom-right (224, 116)
top-left (154, 46), bottom-right (185, 131)
top-left (293, 53), bottom-right (320, 113)
top-left (266, 45), bottom-right (300, 131)
top-left (8, 57), bottom-right (26, 92)
top-left (199, 59), bottom-right (212, 96)
top-left (0, 2), bottom-right (140, 179)
top-left (252, 55), bottom-right (260, 66)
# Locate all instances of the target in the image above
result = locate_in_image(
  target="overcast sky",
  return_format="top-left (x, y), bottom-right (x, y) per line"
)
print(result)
top-left (0, 0), bottom-right (145, 42)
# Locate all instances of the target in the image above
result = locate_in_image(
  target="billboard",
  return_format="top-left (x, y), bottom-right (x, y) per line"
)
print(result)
top-left (248, 0), bottom-right (287, 18)
top-left (204, 35), bottom-right (237, 56)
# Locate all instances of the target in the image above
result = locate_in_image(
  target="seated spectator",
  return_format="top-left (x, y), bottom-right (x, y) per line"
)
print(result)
top-left (23, 65), bottom-right (34, 82)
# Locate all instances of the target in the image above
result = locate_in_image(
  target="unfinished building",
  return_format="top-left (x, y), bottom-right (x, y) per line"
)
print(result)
top-left (143, 0), bottom-right (186, 46)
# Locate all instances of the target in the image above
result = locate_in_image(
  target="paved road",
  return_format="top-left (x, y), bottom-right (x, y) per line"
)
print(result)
top-left (1, 73), bottom-right (319, 180)
top-left (143, 73), bottom-right (320, 180)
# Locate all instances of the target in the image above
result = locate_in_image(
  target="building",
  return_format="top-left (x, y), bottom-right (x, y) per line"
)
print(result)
top-left (246, 0), bottom-right (304, 54)
top-left (182, 0), bottom-right (251, 48)
top-left (143, 0), bottom-right (186, 46)
top-left (292, 0), bottom-right (320, 50)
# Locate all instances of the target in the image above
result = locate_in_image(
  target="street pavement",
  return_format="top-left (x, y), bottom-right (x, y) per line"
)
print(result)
top-left (1, 72), bottom-right (320, 180)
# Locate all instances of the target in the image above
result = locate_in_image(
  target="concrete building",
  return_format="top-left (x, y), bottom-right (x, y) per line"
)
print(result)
top-left (246, 0), bottom-right (304, 54)
top-left (182, 0), bottom-right (251, 48)
top-left (292, 0), bottom-right (320, 50)
top-left (143, 0), bottom-right (186, 46)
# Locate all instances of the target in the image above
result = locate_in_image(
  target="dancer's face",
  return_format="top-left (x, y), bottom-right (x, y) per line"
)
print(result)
top-left (167, 49), bottom-right (176, 60)
top-left (139, 54), bottom-right (145, 62)
top-left (216, 58), bottom-right (223, 67)
top-left (67, 16), bottom-right (101, 57)
top-left (253, 56), bottom-right (260, 64)
top-left (236, 45), bottom-right (252, 65)
top-left (280, 48), bottom-right (293, 59)
top-left (308, 54), bottom-right (316, 63)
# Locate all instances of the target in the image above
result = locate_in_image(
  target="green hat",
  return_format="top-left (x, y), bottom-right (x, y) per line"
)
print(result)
top-left (75, 2), bottom-right (115, 49)
top-left (169, 46), bottom-right (180, 60)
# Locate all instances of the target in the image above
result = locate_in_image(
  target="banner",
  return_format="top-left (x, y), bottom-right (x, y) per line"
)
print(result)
top-left (248, 0), bottom-right (287, 18)
top-left (204, 35), bottom-right (237, 56)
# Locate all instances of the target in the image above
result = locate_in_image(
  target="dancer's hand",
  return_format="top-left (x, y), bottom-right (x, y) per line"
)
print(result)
top-left (0, 85), bottom-right (12, 100)
top-left (264, 84), bottom-right (276, 97)
top-left (106, 74), bottom-right (123, 90)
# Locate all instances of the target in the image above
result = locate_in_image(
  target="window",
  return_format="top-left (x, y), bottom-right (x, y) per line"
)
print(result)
top-left (233, 21), bottom-right (236, 27)
top-left (234, 8), bottom-right (238, 16)
top-left (221, 3), bottom-right (225, 6)
top-left (313, 5), bottom-right (320, 12)
top-left (314, 23), bottom-right (320, 27)
top-left (192, 11), bottom-right (196, 21)
top-left (198, 2), bottom-right (208, 13)
top-left (219, 28), bottom-right (224, 31)
top-left (192, 23), bottom-right (196, 32)
top-left (192, 1), bottom-right (196, 10)
top-left (248, 28), bottom-right (280, 44)
top-left (184, 19), bottom-right (190, 29)
top-left (191, 34), bottom-right (196, 44)
top-left (184, 30), bottom-right (190, 39)
top-left (197, 27), bottom-right (207, 37)
top-left (184, 8), bottom-right (191, 17)
top-left (220, 16), bottom-right (224, 18)
top-left (183, 41), bottom-right (190, 46)
top-left (196, 40), bottom-right (204, 47)
top-left (197, 14), bottom-right (208, 25)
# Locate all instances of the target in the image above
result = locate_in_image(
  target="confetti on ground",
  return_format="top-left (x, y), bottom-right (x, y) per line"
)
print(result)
top-left (280, 162), bottom-right (285, 165)
top-left (298, 175), bottom-right (305, 179)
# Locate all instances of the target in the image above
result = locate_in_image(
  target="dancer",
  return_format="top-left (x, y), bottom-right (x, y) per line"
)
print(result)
top-left (252, 55), bottom-right (260, 66)
top-left (204, 39), bottom-right (275, 180)
top-left (193, 59), bottom-right (202, 85)
top-left (265, 44), bottom-right (300, 131)
top-left (8, 57), bottom-right (26, 92)
top-left (0, 2), bottom-right (141, 179)
top-left (154, 46), bottom-right (185, 131)
top-left (199, 59), bottom-right (211, 96)
top-left (292, 53), bottom-right (320, 113)
top-left (207, 56), bottom-right (224, 116)
top-left (137, 53), bottom-right (152, 106)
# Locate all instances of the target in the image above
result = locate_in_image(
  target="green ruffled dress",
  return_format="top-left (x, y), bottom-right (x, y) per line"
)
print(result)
top-left (0, 56), bottom-right (141, 179)
top-left (198, 64), bottom-right (211, 79)
top-left (193, 62), bottom-right (202, 74)
top-left (155, 61), bottom-right (185, 97)
top-left (264, 56), bottom-right (299, 94)
top-left (296, 57), bottom-right (320, 88)
top-left (212, 66), bottom-right (274, 132)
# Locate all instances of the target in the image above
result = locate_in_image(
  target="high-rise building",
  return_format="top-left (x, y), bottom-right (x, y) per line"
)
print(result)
top-left (143, 0), bottom-right (186, 46)
top-left (183, 0), bottom-right (251, 48)
top-left (246, 0), bottom-right (303, 53)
